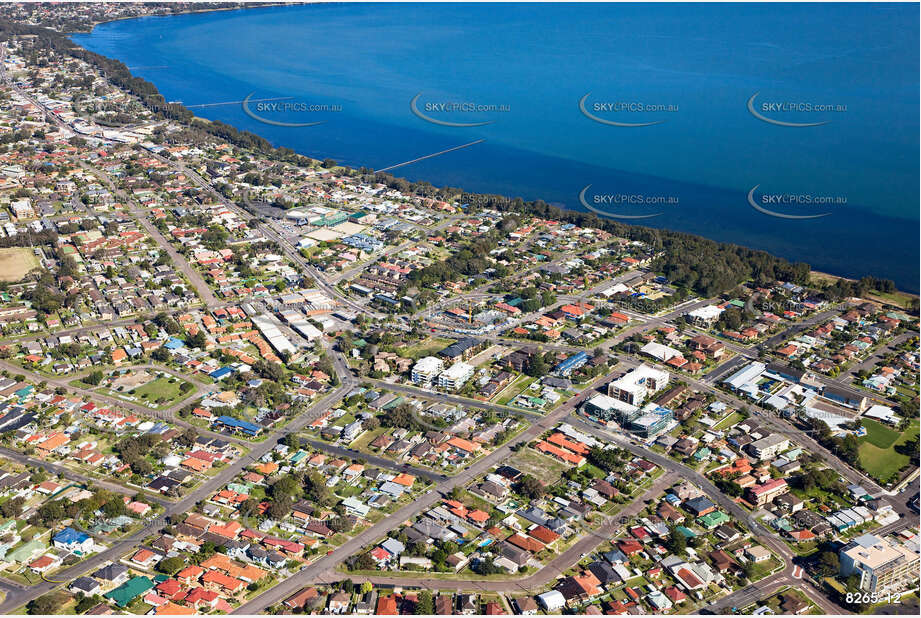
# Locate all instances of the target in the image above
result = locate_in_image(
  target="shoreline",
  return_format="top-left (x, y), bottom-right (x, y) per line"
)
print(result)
top-left (17, 6), bottom-right (918, 301)
top-left (61, 2), bottom-right (300, 35)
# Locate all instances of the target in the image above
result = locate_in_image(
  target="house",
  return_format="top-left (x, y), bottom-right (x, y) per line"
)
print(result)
top-left (70, 576), bottom-right (102, 596)
top-left (745, 545), bottom-right (772, 563)
top-left (328, 591), bottom-right (351, 614)
top-left (104, 576), bottom-right (155, 608)
top-left (780, 593), bottom-right (810, 615)
top-left (684, 496), bottom-right (716, 516)
top-left (514, 597), bottom-right (538, 615)
top-left (93, 563), bottom-right (130, 585)
top-left (746, 478), bottom-right (789, 506)
top-left (435, 595), bottom-right (454, 615)
top-left (376, 595), bottom-right (399, 615)
top-left (284, 587), bottom-right (320, 611)
top-left (52, 527), bottom-right (93, 554)
top-left (131, 548), bottom-right (159, 568)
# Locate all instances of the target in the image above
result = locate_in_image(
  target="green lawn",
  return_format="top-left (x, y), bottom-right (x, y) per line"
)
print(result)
top-left (511, 448), bottom-right (570, 484)
top-left (860, 419), bottom-right (900, 449)
top-left (495, 375), bottom-right (536, 406)
top-left (858, 419), bottom-right (919, 483)
top-left (713, 411), bottom-right (744, 431)
top-left (131, 376), bottom-right (190, 408)
top-left (396, 337), bottom-right (453, 360)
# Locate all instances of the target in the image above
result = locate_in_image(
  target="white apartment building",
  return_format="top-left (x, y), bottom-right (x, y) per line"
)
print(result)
top-left (411, 356), bottom-right (444, 386)
top-left (437, 361), bottom-right (474, 391)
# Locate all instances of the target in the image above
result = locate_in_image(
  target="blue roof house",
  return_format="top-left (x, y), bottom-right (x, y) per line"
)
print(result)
top-left (53, 527), bottom-right (93, 554)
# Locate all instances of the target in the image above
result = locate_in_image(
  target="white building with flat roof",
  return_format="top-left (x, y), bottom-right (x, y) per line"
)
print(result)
top-left (608, 363), bottom-right (670, 406)
top-left (640, 341), bottom-right (684, 363)
top-left (840, 534), bottom-right (919, 595)
top-left (723, 362), bottom-right (766, 392)
top-left (437, 361), bottom-right (474, 391)
top-left (411, 356), bottom-right (444, 386)
top-left (686, 304), bottom-right (724, 327)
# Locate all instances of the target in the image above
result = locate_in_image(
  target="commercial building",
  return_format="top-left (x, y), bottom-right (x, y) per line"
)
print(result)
top-left (628, 404), bottom-right (674, 438)
top-left (252, 313), bottom-right (297, 356)
top-left (411, 356), bottom-right (444, 386)
top-left (685, 304), bottom-right (724, 327)
top-left (839, 534), bottom-right (919, 595)
top-left (723, 362), bottom-right (766, 393)
top-left (823, 385), bottom-right (868, 412)
top-left (607, 364), bottom-right (669, 406)
top-left (583, 393), bottom-right (639, 424)
top-left (582, 395), bottom-right (672, 438)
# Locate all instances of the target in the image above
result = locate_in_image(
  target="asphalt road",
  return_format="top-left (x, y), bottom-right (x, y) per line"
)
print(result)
top-left (0, 352), bottom-right (357, 614)
top-left (230, 364), bottom-right (618, 613)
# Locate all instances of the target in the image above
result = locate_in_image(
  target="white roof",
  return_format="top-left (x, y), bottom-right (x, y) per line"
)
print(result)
top-left (723, 362), bottom-right (766, 390)
top-left (687, 304), bottom-right (724, 320)
top-left (413, 356), bottom-right (444, 374)
top-left (441, 361), bottom-right (473, 379)
top-left (587, 393), bottom-right (639, 415)
top-left (610, 363), bottom-right (669, 393)
top-left (864, 404), bottom-right (898, 424)
top-left (537, 591), bottom-right (566, 609)
top-left (641, 341), bottom-right (682, 362)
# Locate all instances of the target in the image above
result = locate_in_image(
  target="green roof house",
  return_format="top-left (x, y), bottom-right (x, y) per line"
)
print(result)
top-left (104, 576), bottom-right (154, 607)
top-left (697, 510), bottom-right (730, 529)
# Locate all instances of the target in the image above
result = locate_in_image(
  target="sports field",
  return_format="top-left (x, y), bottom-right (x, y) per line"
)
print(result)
top-left (0, 247), bottom-right (39, 282)
top-left (858, 418), bottom-right (919, 483)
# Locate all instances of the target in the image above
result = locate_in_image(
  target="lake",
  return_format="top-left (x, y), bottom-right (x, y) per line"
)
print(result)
top-left (72, 2), bottom-right (920, 291)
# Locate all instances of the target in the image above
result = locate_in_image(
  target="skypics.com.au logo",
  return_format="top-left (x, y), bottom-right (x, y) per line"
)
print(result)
top-left (579, 185), bottom-right (679, 219)
top-left (410, 93), bottom-right (510, 127)
top-left (579, 93), bottom-right (678, 127)
top-left (747, 92), bottom-right (846, 127)
top-left (241, 92), bottom-right (342, 127)
top-left (747, 184), bottom-right (846, 219)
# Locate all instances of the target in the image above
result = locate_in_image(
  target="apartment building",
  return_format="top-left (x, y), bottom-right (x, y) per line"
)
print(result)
top-left (839, 534), bottom-right (919, 595)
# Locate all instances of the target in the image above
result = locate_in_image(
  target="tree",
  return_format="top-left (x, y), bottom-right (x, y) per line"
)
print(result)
top-left (34, 500), bottom-right (66, 527)
top-left (0, 496), bottom-right (24, 518)
top-left (283, 433), bottom-right (301, 451)
top-left (28, 594), bottom-right (59, 615)
top-left (328, 516), bottom-right (353, 534)
top-left (188, 331), bottom-right (207, 349)
top-left (817, 551), bottom-right (840, 576)
top-left (415, 590), bottom-right (434, 615)
top-left (75, 595), bottom-right (100, 614)
top-left (157, 556), bottom-right (186, 575)
top-left (351, 551), bottom-right (375, 571)
top-left (515, 475), bottom-right (545, 500)
top-left (666, 527), bottom-right (687, 555)
top-left (524, 354), bottom-right (548, 378)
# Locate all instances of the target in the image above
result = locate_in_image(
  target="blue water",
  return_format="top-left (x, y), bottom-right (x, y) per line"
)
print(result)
top-left (72, 3), bottom-right (920, 291)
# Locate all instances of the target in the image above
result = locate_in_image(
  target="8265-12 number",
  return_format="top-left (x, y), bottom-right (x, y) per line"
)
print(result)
top-left (845, 592), bottom-right (902, 605)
